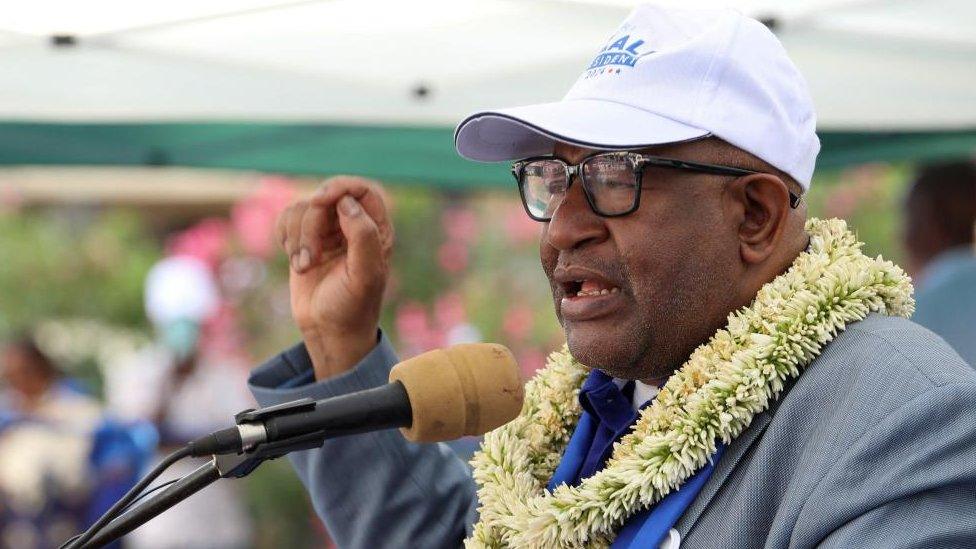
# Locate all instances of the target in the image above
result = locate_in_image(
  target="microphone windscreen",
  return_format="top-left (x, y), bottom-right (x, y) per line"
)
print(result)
top-left (388, 343), bottom-right (524, 443)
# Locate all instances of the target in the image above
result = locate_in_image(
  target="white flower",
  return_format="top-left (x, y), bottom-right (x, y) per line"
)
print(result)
top-left (468, 218), bottom-right (914, 547)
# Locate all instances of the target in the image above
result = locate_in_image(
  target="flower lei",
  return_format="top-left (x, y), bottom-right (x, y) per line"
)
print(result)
top-left (467, 218), bottom-right (914, 548)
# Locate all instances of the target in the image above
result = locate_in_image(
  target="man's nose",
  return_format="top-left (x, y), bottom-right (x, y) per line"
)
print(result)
top-left (543, 178), bottom-right (609, 251)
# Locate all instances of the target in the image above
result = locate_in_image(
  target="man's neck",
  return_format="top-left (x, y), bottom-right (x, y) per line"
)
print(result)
top-left (640, 376), bottom-right (668, 387)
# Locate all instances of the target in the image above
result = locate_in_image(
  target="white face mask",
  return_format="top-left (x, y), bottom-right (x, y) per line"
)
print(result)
top-left (159, 318), bottom-right (200, 362)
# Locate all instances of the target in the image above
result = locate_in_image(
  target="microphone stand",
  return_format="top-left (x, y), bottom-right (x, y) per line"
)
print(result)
top-left (80, 461), bottom-right (219, 547)
top-left (75, 400), bottom-right (328, 549)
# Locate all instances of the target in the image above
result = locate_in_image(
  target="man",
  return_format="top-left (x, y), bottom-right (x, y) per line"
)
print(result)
top-left (106, 256), bottom-right (253, 549)
top-left (902, 160), bottom-right (976, 367)
top-left (0, 337), bottom-right (103, 548)
top-left (250, 5), bottom-right (976, 548)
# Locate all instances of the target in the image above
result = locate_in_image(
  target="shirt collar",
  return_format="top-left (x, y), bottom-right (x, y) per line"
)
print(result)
top-left (583, 369), bottom-right (662, 411)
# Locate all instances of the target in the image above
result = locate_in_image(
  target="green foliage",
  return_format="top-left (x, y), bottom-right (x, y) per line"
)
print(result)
top-left (0, 208), bottom-right (160, 338)
top-left (387, 188), bottom-right (449, 303)
top-left (465, 195), bottom-right (557, 347)
top-left (244, 460), bottom-right (322, 548)
top-left (806, 164), bottom-right (911, 264)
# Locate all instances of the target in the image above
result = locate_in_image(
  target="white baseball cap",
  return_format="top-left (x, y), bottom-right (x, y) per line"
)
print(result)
top-left (145, 255), bottom-right (219, 327)
top-left (455, 3), bottom-right (820, 189)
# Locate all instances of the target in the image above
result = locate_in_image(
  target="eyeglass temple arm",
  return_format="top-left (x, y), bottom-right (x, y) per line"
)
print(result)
top-left (638, 157), bottom-right (802, 209)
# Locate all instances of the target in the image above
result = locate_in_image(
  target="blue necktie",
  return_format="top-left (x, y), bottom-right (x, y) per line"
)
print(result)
top-left (547, 369), bottom-right (724, 548)
top-left (548, 369), bottom-right (637, 488)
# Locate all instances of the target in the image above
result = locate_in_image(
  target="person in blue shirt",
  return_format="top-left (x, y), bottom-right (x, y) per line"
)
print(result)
top-left (903, 160), bottom-right (976, 367)
top-left (0, 337), bottom-right (103, 548)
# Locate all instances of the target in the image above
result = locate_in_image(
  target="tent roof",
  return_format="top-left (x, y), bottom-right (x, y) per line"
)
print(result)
top-left (0, 1), bottom-right (972, 182)
top-left (1, 0), bottom-right (973, 128)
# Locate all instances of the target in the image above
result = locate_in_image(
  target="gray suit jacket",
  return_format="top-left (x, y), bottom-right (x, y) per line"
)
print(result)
top-left (248, 314), bottom-right (976, 548)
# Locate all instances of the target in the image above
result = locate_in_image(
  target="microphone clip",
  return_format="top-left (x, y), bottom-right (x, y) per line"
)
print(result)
top-left (217, 398), bottom-right (327, 478)
top-left (234, 398), bottom-right (316, 424)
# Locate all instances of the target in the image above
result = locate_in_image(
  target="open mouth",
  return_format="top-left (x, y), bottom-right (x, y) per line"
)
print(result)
top-left (562, 279), bottom-right (622, 298)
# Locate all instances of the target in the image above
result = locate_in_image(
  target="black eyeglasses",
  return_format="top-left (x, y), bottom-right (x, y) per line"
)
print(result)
top-left (511, 151), bottom-right (801, 222)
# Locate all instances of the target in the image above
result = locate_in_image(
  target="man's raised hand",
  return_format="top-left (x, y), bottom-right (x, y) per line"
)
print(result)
top-left (275, 176), bottom-right (394, 380)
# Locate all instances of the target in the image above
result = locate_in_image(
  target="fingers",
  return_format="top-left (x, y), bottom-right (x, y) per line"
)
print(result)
top-left (336, 195), bottom-right (385, 291)
top-left (310, 176), bottom-right (392, 244)
top-left (277, 176), bottom-right (393, 274)
top-left (276, 201), bottom-right (310, 270)
top-left (298, 203), bottom-right (336, 269)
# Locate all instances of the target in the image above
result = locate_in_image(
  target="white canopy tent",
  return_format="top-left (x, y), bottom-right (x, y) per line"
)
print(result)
top-left (0, 0), bottom-right (972, 184)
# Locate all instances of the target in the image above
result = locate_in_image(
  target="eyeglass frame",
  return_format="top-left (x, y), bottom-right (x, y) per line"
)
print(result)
top-left (511, 151), bottom-right (802, 222)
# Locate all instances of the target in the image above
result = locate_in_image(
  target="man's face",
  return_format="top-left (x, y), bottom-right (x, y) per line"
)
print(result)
top-left (538, 141), bottom-right (743, 381)
top-left (1, 347), bottom-right (48, 401)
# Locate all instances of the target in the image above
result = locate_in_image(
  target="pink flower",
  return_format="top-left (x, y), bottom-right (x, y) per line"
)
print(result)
top-left (502, 304), bottom-right (534, 341)
top-left (516, 348), bottom-right (546, 377)
top-left (504, 206), bottom-right (540, 244)
top-left (395, 303), bottom-right (428, 338)
top-left (441, 207), bottom-right (478, 243)
top-left (434, 292), bottom-right (467, 328)
top-left (395, 302), bottom-right (438, 356)
top-left (438, 241), bottom-right (469, 274)
top-left (167, 218), bottom-right (231, 269)
top-left (232, 176), bottom-right (298, 258)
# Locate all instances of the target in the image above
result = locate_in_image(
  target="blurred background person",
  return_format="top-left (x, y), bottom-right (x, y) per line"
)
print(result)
top-left (103, 254), bottom-right (254, 549)
top-left (902, 159), bottom-right (976, 367)
top-left (0, 337), bottom-right (103, 548)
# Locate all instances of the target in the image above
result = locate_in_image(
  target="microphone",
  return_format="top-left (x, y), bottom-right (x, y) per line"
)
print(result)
top-left (188, 343), bottom-right (525, 456)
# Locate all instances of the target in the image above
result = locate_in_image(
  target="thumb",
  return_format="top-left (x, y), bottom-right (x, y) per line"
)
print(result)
top-left (337, 195), bottom-right (384, 287)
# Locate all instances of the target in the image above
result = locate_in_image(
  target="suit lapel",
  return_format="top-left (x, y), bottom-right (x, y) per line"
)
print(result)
top-left (675, 409), bottom-right (773, 536)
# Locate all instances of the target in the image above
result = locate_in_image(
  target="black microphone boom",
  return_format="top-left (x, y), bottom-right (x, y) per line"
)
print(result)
top-left (188, 381), bottom-right (412, 457)
top-left (66, 343), bottom-right (523, 548)
top-left (267, 382), bottom-right (411, 441)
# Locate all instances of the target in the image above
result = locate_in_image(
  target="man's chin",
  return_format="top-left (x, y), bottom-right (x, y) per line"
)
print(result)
top-left (565, 326), bottom-right (638, 375)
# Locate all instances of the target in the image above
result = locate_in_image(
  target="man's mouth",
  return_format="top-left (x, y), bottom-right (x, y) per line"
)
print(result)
top-left (563, 279), bottom-right (622, 298)
top-left (558, 277), bottom-right (625, 322)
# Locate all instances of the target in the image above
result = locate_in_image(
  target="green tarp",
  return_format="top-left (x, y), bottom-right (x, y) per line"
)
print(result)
top-left (0, 123), bottom-right (973, 187)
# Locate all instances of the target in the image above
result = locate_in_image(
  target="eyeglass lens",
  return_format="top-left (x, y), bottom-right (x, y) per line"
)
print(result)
top-left (520, 155), bottom-right (639, 220)
top-left (521, 161), bottom-right (568, 219)
top-left (582, 155), bottom-right (639, 216)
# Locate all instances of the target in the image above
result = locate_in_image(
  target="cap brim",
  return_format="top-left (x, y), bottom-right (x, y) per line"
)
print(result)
top-left (454, 98), bottom-right (709, 162)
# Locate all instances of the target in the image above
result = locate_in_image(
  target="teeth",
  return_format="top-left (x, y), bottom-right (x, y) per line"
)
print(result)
top-left (575, 287), bottom-right (621, 297)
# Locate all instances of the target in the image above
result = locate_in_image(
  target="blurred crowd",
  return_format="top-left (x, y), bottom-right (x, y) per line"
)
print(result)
top-left (0, 337), bottom-right (109, 547)
top-left (1, 158), bottom-right (974, 548)
top-left (0, 180), bottom-right (293, 548)
top-left (0, 249), bottom-right (258, 548)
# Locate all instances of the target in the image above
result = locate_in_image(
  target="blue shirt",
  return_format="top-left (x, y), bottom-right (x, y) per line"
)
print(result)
top-left (913, 247), bottom-right (976, 368)
top-left (547, 368), bottom-right (724, 548)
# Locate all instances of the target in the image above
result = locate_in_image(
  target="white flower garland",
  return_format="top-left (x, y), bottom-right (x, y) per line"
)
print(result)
top-left (467, 218), bottom-right (914, 548)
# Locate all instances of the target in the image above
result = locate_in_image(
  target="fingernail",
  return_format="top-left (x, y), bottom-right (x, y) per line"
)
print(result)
top-left (290, 253), bottom-right (300, 270)
top-left (339, 196), bottom-right (361, 216)
top-left (297, 248), bottom-right (310, 270)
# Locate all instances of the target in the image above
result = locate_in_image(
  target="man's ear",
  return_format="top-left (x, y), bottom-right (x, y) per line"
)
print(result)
top-left (726, 174), bottom-right (792, 265)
